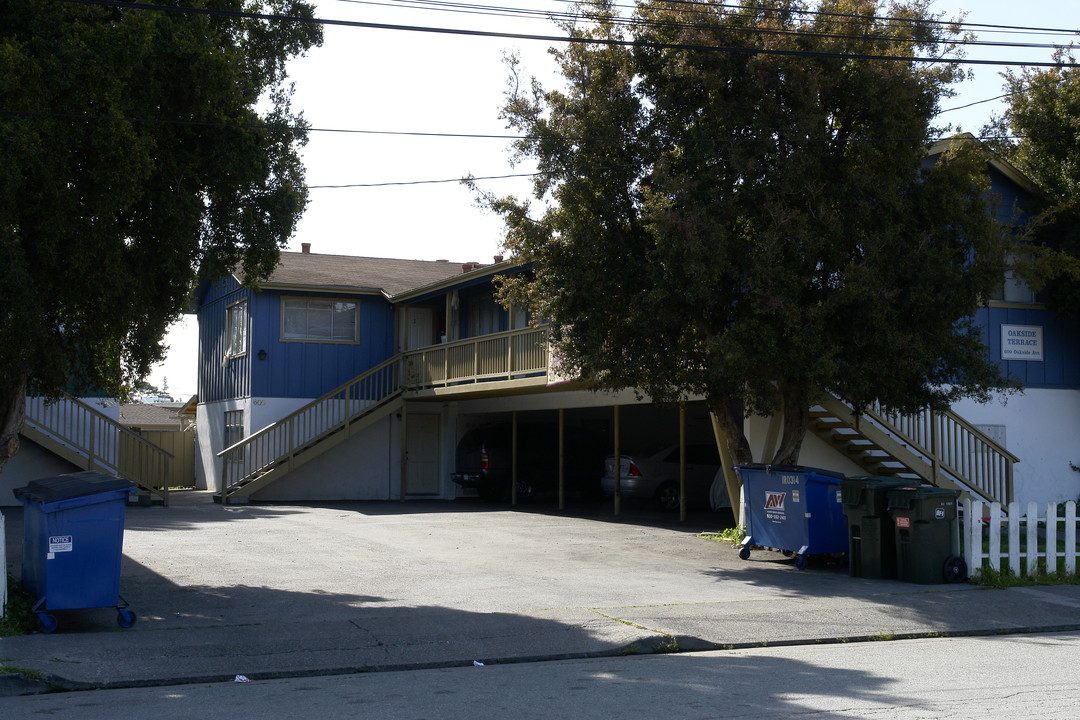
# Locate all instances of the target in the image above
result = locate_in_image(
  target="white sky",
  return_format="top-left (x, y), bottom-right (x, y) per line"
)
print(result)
top-left (146, 0), bottom-right (1080, 399)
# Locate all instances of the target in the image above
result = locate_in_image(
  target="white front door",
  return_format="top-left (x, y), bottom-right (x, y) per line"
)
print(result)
top-left (406, 307), bottom-right (434, 350)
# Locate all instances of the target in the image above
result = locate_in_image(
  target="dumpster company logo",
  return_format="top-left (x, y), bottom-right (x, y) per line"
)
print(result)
top-left (764, 491), bottom-right (788, 521)
top-left (764, 492), bottom-right (786, 509)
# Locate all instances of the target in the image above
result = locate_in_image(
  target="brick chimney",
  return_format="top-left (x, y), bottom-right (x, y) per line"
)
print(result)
top-left (494, 254), bottom-right (504, 263)
top-left (301, 243), bottom-right (311, 254)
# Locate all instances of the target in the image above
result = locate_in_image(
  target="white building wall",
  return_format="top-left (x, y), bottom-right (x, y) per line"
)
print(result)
top-left (250, 413), bottom-right (401, 502)
top-left (951, 388), bottom-right (1080, 505)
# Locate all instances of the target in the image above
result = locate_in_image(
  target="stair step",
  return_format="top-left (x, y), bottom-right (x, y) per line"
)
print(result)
top-left (811, 419), bottom-right (847, 430)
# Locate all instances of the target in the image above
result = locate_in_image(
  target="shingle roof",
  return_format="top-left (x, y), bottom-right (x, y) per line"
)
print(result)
top-left (260, 252), bottom-right (473, 297)
top-left (119, 402), bottom-right (188, 430)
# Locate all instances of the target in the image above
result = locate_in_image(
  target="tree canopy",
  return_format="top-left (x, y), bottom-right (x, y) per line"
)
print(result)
top-left (986, 48), bottom-right (1080, 314)
top-left (481, 0), bottom-right (1012, 467)
top-left (0, 0), bottom-right (321, 468)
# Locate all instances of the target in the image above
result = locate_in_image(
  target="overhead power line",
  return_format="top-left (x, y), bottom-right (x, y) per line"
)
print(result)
top-left (59, 0), bottom-right (1080, 67)
top-left (358, 0), bottom-right (1080, 46)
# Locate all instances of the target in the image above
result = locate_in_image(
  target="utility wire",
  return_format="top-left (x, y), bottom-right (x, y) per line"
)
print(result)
top-left (57, 0), bottom-right (1080, 67)
top-left (371, 0), bottom-right (1080, 42)
top-left (0, 100), bottom-right (1035, 142)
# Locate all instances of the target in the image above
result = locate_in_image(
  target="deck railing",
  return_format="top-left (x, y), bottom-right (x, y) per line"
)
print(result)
top-left (219, 356), bottom-right (401, 493)
top-left (402, 326), bottom-right (550, 388)
top-left (24, 395), bottom-right (173, 504)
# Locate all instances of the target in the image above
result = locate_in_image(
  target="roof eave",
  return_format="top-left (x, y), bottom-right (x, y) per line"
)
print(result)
top-left (928, 133), bottom-right (1044, 199)
top-left (390, 258), bottom-right (525, 303)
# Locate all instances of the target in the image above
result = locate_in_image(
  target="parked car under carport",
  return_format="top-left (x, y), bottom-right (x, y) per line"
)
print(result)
top-left (451, 421), bottom-right (607, 502)
top-left (601, 443), bottom-right (731, 511)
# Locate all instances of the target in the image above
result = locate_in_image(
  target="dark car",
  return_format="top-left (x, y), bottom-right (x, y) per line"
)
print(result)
top-left (451, 421), bottom-right (606, 501)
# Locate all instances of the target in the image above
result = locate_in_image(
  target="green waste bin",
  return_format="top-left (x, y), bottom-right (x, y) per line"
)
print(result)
top-left (886, 485), bottom-right (966, 584)
top-left (841, 476), bottom-right (913, 579)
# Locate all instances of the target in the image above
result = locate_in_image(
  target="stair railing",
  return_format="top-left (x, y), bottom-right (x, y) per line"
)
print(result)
top-left (219, 355), bottom-right (401, 494)
top-left (820, 394), bottom-right (1017, 505)
top-left (24, 394), bottom-right (173, 504)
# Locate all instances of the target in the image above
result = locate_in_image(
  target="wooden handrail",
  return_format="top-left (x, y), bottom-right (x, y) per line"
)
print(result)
top-left (824, 395), bottom-right (1017, 505)
top-left (218, 355), bottom-right (402, 493)
top-left (25, 394), bottom-right (173, 505)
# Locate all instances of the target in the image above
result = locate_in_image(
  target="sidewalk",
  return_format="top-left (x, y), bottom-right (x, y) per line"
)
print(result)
top-left (3, 492), bottom-right (1079, 695)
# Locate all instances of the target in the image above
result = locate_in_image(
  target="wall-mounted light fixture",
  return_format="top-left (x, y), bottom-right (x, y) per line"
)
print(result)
top-left (257, 349), bottom-right (267, 361)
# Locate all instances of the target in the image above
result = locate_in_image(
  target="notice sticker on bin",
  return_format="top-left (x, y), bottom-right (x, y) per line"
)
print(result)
top-left (935, 508), bottom-right (945, 519)
top-left (49, 535), bottom-right (73, 553)
top-left (895, 517), bottom-right (911, 529)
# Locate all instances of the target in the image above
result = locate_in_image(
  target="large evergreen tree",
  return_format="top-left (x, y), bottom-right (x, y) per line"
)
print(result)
top-left (481, 0), bottom-right (1011, 475)
top-left (0, 0), bottom-right (322, 470)
top-left (986, 47), bottom-right (1080, 314)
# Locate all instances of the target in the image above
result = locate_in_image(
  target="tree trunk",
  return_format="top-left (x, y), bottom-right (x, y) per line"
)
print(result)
top-left (0, 375), bottom-right (27, 474)
top-left (771, 385), bottom-right (809, 466)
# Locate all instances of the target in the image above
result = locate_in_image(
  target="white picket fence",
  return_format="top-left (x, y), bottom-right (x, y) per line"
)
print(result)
top-left (963, 499), bottom-right (1079, 578)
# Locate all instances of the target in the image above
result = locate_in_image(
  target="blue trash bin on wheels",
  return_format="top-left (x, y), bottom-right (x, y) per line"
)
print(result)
top-left (13, 471), bottom-right (138, 633)
top-left (735, 464), bottom-right (848, 569)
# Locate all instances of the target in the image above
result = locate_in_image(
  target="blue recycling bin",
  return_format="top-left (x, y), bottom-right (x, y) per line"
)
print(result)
top-left (735, 464), bottom-right (848, 569)
top-left (14, 471), bottom-right (137, 632)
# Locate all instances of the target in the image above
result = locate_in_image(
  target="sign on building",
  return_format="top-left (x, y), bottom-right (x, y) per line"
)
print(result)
top-left (1001, 325), bottom-right (1043, 361)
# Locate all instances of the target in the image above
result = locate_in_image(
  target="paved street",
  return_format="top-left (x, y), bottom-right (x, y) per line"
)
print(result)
top-left (4, 631), bottom-right (1078, 719)
top-left (3, 490), bottom-right (1080, 713)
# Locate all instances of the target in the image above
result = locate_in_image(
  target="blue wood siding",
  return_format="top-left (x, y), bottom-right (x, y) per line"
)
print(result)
top-left (249, 290), bottom-right (396, 399)
top-left (986, 165), bottom-right (1034, 227)
top-left (975, 305), bottom-right (1080, 389)
top-left (198, 277), bottom-right (252, 403)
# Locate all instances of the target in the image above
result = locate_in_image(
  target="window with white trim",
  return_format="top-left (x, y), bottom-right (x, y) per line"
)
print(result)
top-left (991, 252), bottom-right (1038, 305)
top-left (281, 297), bottom-right (359, 343)
top-left (225, 300), bottom-right (248, 357)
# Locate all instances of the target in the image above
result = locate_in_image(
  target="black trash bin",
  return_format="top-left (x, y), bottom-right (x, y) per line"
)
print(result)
top-left (841, 476), bottom-right (913, 579)
top-left (735, 464), bottom-right (848, 569)
top-left (13, 471), bottom-right (137, 632)
top-left (886, 485), bottom-right (966, 584)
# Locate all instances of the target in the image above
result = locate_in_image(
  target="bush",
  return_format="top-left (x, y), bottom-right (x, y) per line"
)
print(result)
top-left (1, 575), bottom-right (38, 636)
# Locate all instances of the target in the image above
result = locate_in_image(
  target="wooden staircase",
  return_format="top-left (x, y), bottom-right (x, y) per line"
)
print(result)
top-left (24, 395), bottom-right (173, 505)
top-left (217, 326), bottom-right (553, 503)
top-left (809, 394), bottom-right (1017, 505)
top-left (217, 357), bottom-right (403, 503)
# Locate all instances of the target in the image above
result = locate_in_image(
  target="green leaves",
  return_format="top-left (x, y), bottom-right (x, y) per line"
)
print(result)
top-left (487, 0), bottom-right (1011, 463)
top-left (0, 1), bottom-right (322, 405)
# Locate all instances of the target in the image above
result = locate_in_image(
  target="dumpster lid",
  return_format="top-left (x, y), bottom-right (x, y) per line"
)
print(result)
top-left (13, 471), bottom-right (134, 504)
top-left (735, 464), bottom-right (845, 480)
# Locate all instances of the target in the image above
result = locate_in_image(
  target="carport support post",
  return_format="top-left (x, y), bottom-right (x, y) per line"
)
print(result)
top-left (613, 405), bottom-right (621, 517)
top-left (511, 411), bottom-right (518, 506)
top-left (399, 404), bottom-right (407, 501)
top-left (558, 408), bottom-right (565, 510)
top-left (679, 402), bottom-right (687, 523)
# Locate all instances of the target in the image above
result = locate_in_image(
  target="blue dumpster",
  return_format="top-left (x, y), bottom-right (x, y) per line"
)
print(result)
top-left (735, 464), bottom-right (848, 569)
top-left (13, 471), bottom-right (137, 632)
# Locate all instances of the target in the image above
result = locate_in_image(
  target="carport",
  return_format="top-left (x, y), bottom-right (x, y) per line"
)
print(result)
top-left (444, 396), bottom-right (734, 522)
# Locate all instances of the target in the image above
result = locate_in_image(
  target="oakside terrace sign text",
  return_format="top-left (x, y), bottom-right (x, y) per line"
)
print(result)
top-left (1001, 324), bottom-right (1043, 361)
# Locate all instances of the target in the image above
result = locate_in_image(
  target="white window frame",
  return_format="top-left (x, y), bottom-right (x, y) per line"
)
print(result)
top-left (991, 252), bottom-right (1040, 306)
top-left (280, 296), bottom-right (360, 344)
top-left (225, 300), bottom-right (248, 358)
